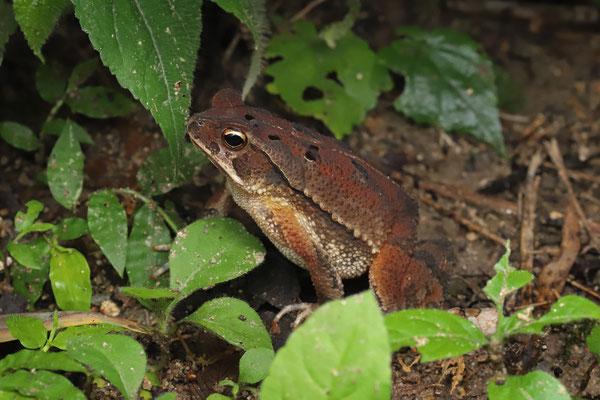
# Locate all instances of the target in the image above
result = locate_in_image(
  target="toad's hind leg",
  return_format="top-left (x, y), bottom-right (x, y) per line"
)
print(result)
top-left (369, 239), bottom-right (451, 312)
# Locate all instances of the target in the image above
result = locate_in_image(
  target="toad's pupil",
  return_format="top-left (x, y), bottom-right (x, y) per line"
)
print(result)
top-left (223, 129), bottom-right (246, 148)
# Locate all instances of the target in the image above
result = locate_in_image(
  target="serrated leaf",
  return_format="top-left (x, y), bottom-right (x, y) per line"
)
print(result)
top-left (587, 325), bottom-right (600, 356)
top-left (0, 121), bottom-right (40, 151)
top-left (47, 120), bottom-right (84, 209)
top-left (88, 190), bottom-right (128, 276)
top-left (66, 86), bottom-right (139, 118)
top-left (43, 118), bottom-right (94, 144)
top-left (184, 297), bottom-right (272, 351)
top-left (260, 291), bottom-right (391, 400)
top-left (52, 324), bottom-right (128, 350)
top-left (169, 217), bottom-right (265, 295)
top-left (483, 241), bottom-right (532, 306)
top-left (379, 26), bottom-right (506, 155)
top-left (67, 57), bottom-right (100, 92)
top-left (238, 347), bottom-right (274, 384)
top-left (49, 248), bottom-right (92, 311)
top-left (125, 204), bottom-right (171, 287)
top-left (36, 60), bottom-right (68, 102)
top-left (266, 20), bottom-right (392, 138)
top-left (14, 200), bottom-right (44, 232)
top-left (54, 217), bottom-right (88, 240)
top-left (385, 309), bottom-right (488, 362)
top-left (137, 144), bottom-right (209, 195)
top-left (13, 0), bottom-right (70, 63)
top-left (513, 295), bottom-right (600, 335)
top-left (6, 315), bottom-right (47, 349)
top-left (72, 0), bottom-right (203, 172)
top-left (0, 370), bottom-right (86, 400)
top-left (488, 371), bottom-right (570, 400)
top-left (0, 349), bottom-right (86, 374)
top-left (67, 334), bottom-right (146, 400)
top-left (11, 255), bottom-right (50, 308)
top-left (0, 2), bottom-right (17, 66)
top-left (7, 239), bottom-right (51, 270)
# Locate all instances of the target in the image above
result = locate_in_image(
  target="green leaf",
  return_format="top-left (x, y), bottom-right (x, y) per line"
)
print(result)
top-left (14, 200), bottom-right (44, 232)
top-left (385, 309), bottom-right (488, 362)
top-left (65, 86), bottom-right (138, 118)
top-left (67, 57), bottom-right (100, 92)
top-left (0, 121), bottom-right (40, 151)
top-left (88, 190), bottom-right (128, 276)
top-left (0, 349), bottom-right (86, 374)
top-left (13, 0), bottom-right (70, 62)
top-left (266, 20), bottom-right (392, 138)
top-left (260, 291), bottom-right (391, 400)
top-left (156, 394), bottom-right (179, 400)
top-left (207, 395), bottom-right (232, 400)
top-left (72, 0), bottom-right (203, 171)
top-left (137, 144), bottom-right (209, 195)
top-left (43, 118), bottom-right (94, 144)
top-left (211, 0), bottom-right (269, 98)
top-left (170, 217), bottom-right (265, 295)
top-left (120, 286), bottom-right (176, 300)
top-left (125, 204), bottom-right (171, 287)
top-left (11, 254), bottom-right (50, 308)
top-left (49, 248), bottom-right (92, 311)
top-left (379, 26), bottom-right (506, 155)
top-left (36, 60), bottom-right (68, 102)
top-left (47, 120), bottom-right (84, 209)
top-left (7, 239), bottom-right (51, 270)
top-left (587, 325), bottom-right (600, 355)
top-left (488, 371), bottom-right (570, 400)
top-left (184, 297), bottom-right (272, 351)
top-left (54, 217), bottom-right (88, 240)
top-left (0, 370), bottom-right (86, 400)
top-left (6, 315), bottom-right (47, 349)
top-left (483, 241), bottom-right (532, 306)
top-left (52, 324), bottom-right (129, 350)
top-left (67, 334), bottom-right (146, 400)
top-left (513, 295), bottom-right (600, 335)
top-left (238, 347), bottom-right (274, 384)
top-left (0, 2), bottom-right (17, 66)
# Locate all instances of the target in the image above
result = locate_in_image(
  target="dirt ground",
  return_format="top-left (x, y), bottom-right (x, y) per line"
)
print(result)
top-left (1, 1), bottom-right (600, 399)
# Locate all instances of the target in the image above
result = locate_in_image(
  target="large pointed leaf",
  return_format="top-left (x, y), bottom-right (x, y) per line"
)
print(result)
top-left (47, 120), bottom-right (84, 209)
top-left (13, 0), bottom-right (70, 62)
top-left (260, 291), bottom-right (391, 400)
top-left (49, 248), bottom-right (92, 311)
top-left (67, 334), bottom-right (146, 400)
top-left (379, 26), bottom-right (505, 155)
top-left (72, 0), bottom-right (203, 173)
top-left (88, 190), bottom-right (128, 276)
top-left (0, 370), bottom-right (86, 400)
top-left (169, 217), bottom-right (265, 295)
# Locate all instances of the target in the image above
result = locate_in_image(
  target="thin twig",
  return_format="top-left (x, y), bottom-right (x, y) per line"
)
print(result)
top-left (419, 194), bottom-right (506, 246)
top-left (290, 0), bottom-right (327, 22)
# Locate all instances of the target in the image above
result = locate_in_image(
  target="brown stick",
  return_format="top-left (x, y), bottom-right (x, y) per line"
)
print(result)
top-left (414, 177), bottom-right (518, 216)
top-left (520, 150), bottom-right (544, 300)
top-left (419, 194), bottom-right (506, 246)
top-left (536, 203), bottom-right (581, 303)
top-left (545, 139), bottom-right (600, 251)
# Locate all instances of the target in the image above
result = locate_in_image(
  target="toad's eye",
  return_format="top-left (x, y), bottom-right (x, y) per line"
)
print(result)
top-left (222, 128), bottom-right (247, 150)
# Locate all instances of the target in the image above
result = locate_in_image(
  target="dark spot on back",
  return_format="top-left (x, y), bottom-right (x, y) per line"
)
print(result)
top-left (245, 114), bottom-right (254, 120)
top-left (268, 134), bottom-right (281, 141)
top-left (352, 159), bottom-right (370, 181)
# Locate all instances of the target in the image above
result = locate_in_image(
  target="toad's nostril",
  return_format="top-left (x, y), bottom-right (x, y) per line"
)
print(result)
top-left (188, 119), bottom-right (205, 129)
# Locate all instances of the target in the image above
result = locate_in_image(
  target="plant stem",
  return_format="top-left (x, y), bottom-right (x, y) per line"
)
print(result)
top-left (112, 188), bottom-right (179, 233)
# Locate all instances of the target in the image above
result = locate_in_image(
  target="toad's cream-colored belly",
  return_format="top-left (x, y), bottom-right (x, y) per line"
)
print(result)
top-left (226, 179), bottom-right (373, 279)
